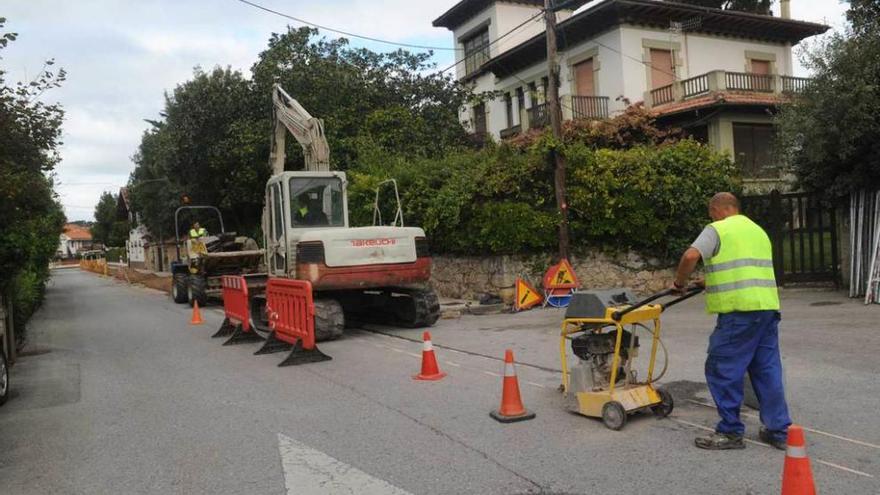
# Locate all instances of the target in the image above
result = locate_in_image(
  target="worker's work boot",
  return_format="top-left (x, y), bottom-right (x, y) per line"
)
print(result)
top-left (759, 427), bottom-right (787, 450)
top-left (694, 432), bottom-right (746, 450)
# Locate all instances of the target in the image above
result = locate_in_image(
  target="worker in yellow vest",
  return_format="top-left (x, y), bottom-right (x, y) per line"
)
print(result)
top-left (189, 222), bottom-right (207, 239)
top-left (671, 192), bottom-right (790, 451)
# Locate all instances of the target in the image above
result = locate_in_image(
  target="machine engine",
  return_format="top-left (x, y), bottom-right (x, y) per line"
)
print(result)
top-left (570, 330), bottom-right (639, 389)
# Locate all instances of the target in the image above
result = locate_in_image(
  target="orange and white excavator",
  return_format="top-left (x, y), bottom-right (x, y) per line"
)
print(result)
top-left (246, 85), bottom-right (439, 340)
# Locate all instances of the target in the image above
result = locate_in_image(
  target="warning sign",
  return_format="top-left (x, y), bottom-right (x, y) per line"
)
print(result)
top-left (514, 278), bottom-right (543, 311)
top-left (543, 258), bottom-right (580, 290)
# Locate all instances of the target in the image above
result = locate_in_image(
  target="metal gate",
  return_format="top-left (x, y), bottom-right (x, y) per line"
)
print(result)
top-left (741, 190), bottom-right (840, 285)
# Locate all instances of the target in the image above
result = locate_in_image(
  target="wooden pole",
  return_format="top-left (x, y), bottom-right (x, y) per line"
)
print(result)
top-left (545, 0), bottom-right (569, 260)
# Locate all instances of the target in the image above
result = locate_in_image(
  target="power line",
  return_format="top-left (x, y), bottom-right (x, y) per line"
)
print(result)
top-left (234, 0), bottom-right (460, 52)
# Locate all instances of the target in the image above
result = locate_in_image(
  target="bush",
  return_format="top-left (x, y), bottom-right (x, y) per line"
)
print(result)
top-left (348, 137), bottom-right (739, 260)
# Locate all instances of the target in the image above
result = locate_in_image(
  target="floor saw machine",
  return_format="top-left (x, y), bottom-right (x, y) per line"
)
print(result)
top-left (560, 287), bottom-right (702, 430)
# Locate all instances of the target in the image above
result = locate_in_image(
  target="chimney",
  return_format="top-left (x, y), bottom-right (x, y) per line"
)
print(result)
top-left (780, 0), bottom-right (791, 19)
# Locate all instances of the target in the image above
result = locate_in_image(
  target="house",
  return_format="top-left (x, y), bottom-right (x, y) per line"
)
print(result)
top-left (116, 187), bottom-right (175, 272)
top-left (433, 0), bottom-right (828, 182)
top-left (57, 224), bottom-right (101, 259)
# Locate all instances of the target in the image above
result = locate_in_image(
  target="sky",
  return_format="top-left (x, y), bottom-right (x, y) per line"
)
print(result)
top-left (2, 0), bottom-right (849, 222)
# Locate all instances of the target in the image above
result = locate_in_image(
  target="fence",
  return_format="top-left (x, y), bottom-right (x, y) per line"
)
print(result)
top-left (725, 72), bottom-right (773, 92)
top-left (571, 96), bottom-right (609, 120)
top-left (681, 74), bottom-right (710, 98)
top-left (527, 103), bottom-right (549, 128)
top-left (849, 190), bottom-right (880, 303)
top-left (265, 278), bottom-right (330, 365)
top-left (650, 84), bottom-right (675, 106)
top-left (741, 190), bottom-right (840, 285)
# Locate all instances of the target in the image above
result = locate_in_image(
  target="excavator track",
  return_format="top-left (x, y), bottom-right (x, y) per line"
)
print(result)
top-left (339, 288), bottom-right (440, 329)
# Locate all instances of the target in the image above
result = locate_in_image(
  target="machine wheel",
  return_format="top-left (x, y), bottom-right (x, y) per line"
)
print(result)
top-left (651, 388), bottom-right (674, 418)
top-left (0, 350), bottom-right (9, 406)
top-left (172, 273), bottom-right (188, 304)
top-left (602, 401), bottom-right (627, 431)
top-left (314, 299), bottom-right (344, 342)
top-left (188, 274), bottom-right (208, 307)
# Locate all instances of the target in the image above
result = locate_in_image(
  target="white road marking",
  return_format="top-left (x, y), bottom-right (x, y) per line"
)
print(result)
top-left (686, 399), bottom-right (880, 450)
top-left (405, 352), bottom-right (421, 359)
top-left (524, 381), bottom-right (547, 388)
top-left (814, 460), bottom-right (875, 478)
top-left (444, 361), bottom-right (461, 367)
top-left (483, 370), bottom-right (500, 377)
top-left (277, 433), bottom-right (413, 495)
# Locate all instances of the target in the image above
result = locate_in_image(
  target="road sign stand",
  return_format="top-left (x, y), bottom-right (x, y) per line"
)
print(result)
top-left (254, 330), bottom-right (293, 355)
top-left (542, 259), bottom-right (580, 308)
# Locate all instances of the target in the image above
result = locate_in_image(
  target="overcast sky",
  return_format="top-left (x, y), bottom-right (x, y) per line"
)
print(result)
top-left (2, 0), bottom-right (849, 222)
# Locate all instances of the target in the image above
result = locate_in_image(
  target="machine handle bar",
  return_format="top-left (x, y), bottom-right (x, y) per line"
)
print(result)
top-left (611, 286), bottom-right (703, 321)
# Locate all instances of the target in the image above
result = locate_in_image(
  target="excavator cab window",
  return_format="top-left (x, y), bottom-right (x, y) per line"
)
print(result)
top-left (290, 177), bottom-right (345, 228)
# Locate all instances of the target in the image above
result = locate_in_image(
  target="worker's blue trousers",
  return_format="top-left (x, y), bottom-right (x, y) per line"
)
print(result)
top-left (705, 310), bottom-right (791, 441)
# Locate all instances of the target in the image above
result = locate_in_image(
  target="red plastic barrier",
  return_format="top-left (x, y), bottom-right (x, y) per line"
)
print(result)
top-left (265, 278), bottom-right (316, 349)
top-left (221, 275), bottom-right (250, 332)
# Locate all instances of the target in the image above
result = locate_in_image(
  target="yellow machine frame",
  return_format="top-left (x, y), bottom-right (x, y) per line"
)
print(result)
top-left (560, 304), bottom-right (664, 418)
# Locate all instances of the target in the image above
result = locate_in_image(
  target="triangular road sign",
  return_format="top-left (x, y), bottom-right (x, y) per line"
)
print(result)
top-left (514, 278), bottom-right (543, 311)
top-left (543, 258), bottom-right (580, 290)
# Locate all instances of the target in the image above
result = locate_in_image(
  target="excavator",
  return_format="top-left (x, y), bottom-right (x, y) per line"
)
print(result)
top-left (244, 85), bottom-right (440, 340)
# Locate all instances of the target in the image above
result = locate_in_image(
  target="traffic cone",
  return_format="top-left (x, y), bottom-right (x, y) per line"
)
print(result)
top-left (490, 349), bottom-right (535, 423)
top-left (781, 425), bottom-right (816, 495)
top-left (190, 301), bottom-right (204, 325)
top-left (413, 331), bottom-right (446, 381)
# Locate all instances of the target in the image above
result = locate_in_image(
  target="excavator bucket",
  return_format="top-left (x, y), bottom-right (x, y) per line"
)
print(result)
top-left (211, 317), bottom-right (236, 338)
top-left (253, 331), bottom-right (292, 355)
top-left (221, 324), bottom-right (264, 346)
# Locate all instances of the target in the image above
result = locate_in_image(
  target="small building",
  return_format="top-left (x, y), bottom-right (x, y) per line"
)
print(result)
top-left (433, 0), bottom-right (828, 184)
top-left (57, 224), bottom-right (101, 259)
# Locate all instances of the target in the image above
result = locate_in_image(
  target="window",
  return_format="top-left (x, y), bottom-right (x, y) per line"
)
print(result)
top-left (504, 93), bottom-right (514, 128)
top-left (573, 58), bottom-right (595, 96)
top-left (750, 59), bottom-right (771, 75)
top-left (515, 87), bottom-right (525, 121)
top-left (527, 82), bottom-right (538, 107)
top-left (473, 102), bottom-right (487, 136)
top-left (289, 177), bottom-right (345, 228)
top-left (463, 28), bottom-right (490, 76)
top-left (733, 123), bottom-right (778, 178)
top-left (649, 49), bottom-right (675, 89)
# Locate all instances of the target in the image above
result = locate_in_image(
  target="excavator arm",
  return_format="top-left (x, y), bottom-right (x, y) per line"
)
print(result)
top-left (269, 84), bottom-right (330, 174)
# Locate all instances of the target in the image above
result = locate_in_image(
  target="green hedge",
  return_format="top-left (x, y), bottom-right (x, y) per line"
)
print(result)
top-left (349, 138), bottom-right (739, 261)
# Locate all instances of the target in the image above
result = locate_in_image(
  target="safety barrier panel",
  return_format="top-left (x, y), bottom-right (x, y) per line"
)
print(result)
top-left (221, 276), bottom-right (250, 332)
top-left (265, 278), bottom-right (330, 365)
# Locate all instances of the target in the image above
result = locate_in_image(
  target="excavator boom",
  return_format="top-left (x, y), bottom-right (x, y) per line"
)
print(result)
top-left (269, 84), bottom-right (330, 174)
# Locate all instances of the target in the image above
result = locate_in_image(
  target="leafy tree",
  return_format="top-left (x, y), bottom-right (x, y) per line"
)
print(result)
top-left (775, 1), bottom-right (880, 196)
top-left (672, 0), bottom-right (773, 14)
top-left (91, 191), bottom-right (127, 247)
top-left (0, 17), bottom-right (66, 346)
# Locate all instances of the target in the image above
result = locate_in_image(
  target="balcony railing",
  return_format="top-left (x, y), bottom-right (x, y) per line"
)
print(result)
top-left (651, 85), bottom-right (675, 106)
top-left (781, 76), bottom-right (811, 93)
top-left (571, 95), bottom-right (609, 120)
top-left (499, 125), bottom-right (522, 139)
top-left (647, 70), bottom-right (813, 109)
top-left (681, 74), bottom-right (710, 98)
top-left (527, 103), bottom-right (549, 128)
top-left (726, 72), bottom-right (774, 92)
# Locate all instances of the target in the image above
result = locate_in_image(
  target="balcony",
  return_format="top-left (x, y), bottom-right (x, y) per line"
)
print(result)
top-left (504, 96), bottom-right (609, 137)
top-left (646, 70), bottom-right (812, 110)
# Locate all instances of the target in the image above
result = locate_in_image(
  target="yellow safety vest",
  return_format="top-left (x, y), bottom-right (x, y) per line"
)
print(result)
top-left (704, 215), bottom-right (780, 314)
top-left (190, 227), bottom-right (207, 238)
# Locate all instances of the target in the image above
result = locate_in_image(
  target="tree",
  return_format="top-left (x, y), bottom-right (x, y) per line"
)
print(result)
top-left (91, 191), bottom-right (127, 247)
top-left (673, 0), bottom-right (773, 14)
top-left (775, 1), bottom-right (880, 196)
top-left (130, 27), bottom-right (471, 238)
top-left (0, 17), bottom-right (66, 346)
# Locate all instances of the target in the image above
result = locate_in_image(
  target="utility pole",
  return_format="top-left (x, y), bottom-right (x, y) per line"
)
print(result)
top-left (544, 0), bottom-right (569, 260)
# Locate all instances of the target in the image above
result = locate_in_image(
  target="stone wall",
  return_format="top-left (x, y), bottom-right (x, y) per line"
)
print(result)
top-left (431, 251), bottom-right (676, 303)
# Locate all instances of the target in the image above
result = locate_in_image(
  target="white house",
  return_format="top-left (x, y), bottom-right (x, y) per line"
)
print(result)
top-left (57, 224), bottom-right (98, 259)
top-left (433, 0), bottom-right (827, 180)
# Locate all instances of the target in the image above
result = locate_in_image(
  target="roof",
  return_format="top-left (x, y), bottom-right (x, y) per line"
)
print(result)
top-left (651, 91), bottom-right (787, 117)
top-left (480, 0), bottom-right (829, 80)
top-left (63, 224), bottom-right (93, 241)
top-left (117, 187), bottom-right (131, 219)
top-left (433, 0), bottom-right (544, 29)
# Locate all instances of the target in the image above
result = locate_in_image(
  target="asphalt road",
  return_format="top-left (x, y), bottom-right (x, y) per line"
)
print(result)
top-left (0, 269), bottom-right (877, 494)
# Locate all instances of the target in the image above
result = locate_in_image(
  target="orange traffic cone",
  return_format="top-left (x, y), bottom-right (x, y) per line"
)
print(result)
top-left (190, 301), bottom-right (204, 325)
top-left (490, 349), bottom-right (535, 423)
top-left (782, 425), bottom-right (816, 495)
top-left (413, 331), bottom-right (446, 381)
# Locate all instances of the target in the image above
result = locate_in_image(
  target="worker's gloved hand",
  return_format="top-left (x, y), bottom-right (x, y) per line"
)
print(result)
top-left (668, 281), bottom-right (687, 295)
